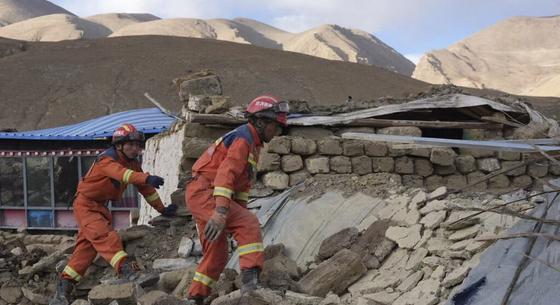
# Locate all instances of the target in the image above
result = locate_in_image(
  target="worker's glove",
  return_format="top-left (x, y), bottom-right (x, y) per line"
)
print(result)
top-left (204, 206), bottom-right (228, 242)
top-left (161, 203), bottom-right (178, 217)
top-left (146, 175), bottom-right (164, 189)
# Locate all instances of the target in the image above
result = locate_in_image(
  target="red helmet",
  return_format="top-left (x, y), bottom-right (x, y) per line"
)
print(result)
top-left (112, 123), bottom-right (145, 145)
top-left (246, 95), bottom-right (289, 126)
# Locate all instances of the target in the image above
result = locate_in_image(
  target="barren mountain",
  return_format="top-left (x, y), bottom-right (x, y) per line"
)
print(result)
top-left (0, 0), bottom-right (414, 76)
top-left (85, 13), bottom-right (160, 32)
top-left (0, 35), bottom-right (429, 131)
top-left (0, 0), bottom-right (72, 26)
top-left (413, 16), bottom-right (560, 97)
top-left (0, 14), bottom-right (111, 41)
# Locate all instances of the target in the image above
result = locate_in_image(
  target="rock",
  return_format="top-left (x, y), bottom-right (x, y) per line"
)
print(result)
top-left (448, 225), bottom-right (480, 241)
top-left (442, 264), bottom-right (471, 287)
top-left (420, 211), bottom-right (447, 229)
top-left (396, 271), bottom-right (424, 293)
top-left (424, 175), bottom-right (444, 192)
top-left (422, 256), bottom-right (445, 268)
top-left (428, 187), bottom-right (447, 201)
top-left (434, 164), bottom-right (456, 176)
top-left (305, 156), bottom-right (330, 174)
top-left (477, 158), bottom-right (501, 173)
top-left (152, 258), bottom-right (196, 271)
top-left (385, 225), bottom-right (422, 249)
top-left (364, 142), bottom-right (388, 157)
top-left (459, 148), bottom-right (495, 158)
top-left (71, 300), bottom-right (90, 305)
top-left (501, 161), bottom-right (526, 176)
top-left (317, 137), bottom-right (343, 155)
top-left (512, 175), bottom-right (532, 188)
top-left (362, 291), bottom-right (401, 305)
top-left (257, 151), bottom-right (281, 172)
top-left (430, 148), bottom-right (456, 166)
top-left (405, 248), bottom-right (429, 271)
top-left (89, 283), bottom-right (139, 305)
top-left (291, 137), bottom-right (317, 155)
top-left (550, 164), bottom-right (560, 176)
top-left (330, 156), bottom-right (352, 174)
top-left (182, 137), bottom-right (214, 159)
top-left (298, 249), bottom-right (367, 297)
top-left (372, 157), bottom-right (395, 173)
top-left (263, 171), bottom-right (290, 190)
top-left (177, 237), bottom-right (193, 258)
top-left (285, 291), bottom-right (323, 305)
top-left (250, 181), bottom-right (274, 198)
top-left (395, 157), bottom-right (414, 174)
top-left (318, 227), bottom-right (359, 260)
top-left (0, 285), bottom-right (22, 303)
top-left (378, 126), bottom-right (422, 137)
top-left (352, 156), bottom-right (373, 175)
top-left (158, 269), bottom-right (188, 292)
top-left (269, 136), bottom-right (291, 154)
top-left (441, 211), bottom-right (480, 230)
top-left (138, 290), bottom-right (168, 305)
top-left (419, 200), bottom-right (446, 215)
top-left (449, 239), bottom-right (471, 251)
top-left (409, 191), bottom-right (427, 210)
top-left (444, 174), bottom-right (467, 191)
top-left (262, 253), bottom-right (299, 291)
top-left (288, 127), bottom-right (334, 140)
top-left (343, 140), bottom-right (365, 156)
top-left (392, 279), bottom-right (440, 305)
top-left (430, 265), bottom-right (446, 281)
top-left (211, 289), bottom-right (282, 305)
top-left (466, 171), bottom-right (488, 191)
top-left (414, 159), bottom-right (434, 177)
top-left (184, 123), bottom-right (230, 139)
top-left (179, 74), bottom-right (222, 100)
top-left (455, 155), bottom-right (477, 173)
top-left (282, 155), bottom-right (304, 173)
top-left (488, 174), bottom-right (510, 189)
top-left (319, 292), bottom-right (340, 305)
top-left (289, 170), bottom-right (311, 186)
top-left (528, 161), bottom-right (549, 178)
top-left (402, 175), bottom-right (423, 188)
top-left (426, 238), bottom-right (452, 255)
top-left (498, 151), bottom-right (521, 161)
top-left (21, 287), bottom-right (48, 305)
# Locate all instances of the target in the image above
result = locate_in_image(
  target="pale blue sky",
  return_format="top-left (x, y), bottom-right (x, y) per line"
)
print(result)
top-left (51, 0), bottom-right (559, 63)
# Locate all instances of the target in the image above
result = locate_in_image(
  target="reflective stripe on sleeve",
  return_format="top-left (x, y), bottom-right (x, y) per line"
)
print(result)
top-left (122, 169), bottom-right (134, 183)
top-left (234, 192), bottom-right (249, 202)
top-left (213, 186), bottom-right (233, 199)
top-left (145, 192), bottom-right (160, 202)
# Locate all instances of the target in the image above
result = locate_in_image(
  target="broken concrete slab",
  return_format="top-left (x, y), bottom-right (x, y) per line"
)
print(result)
top-left (442, 264), bottom-right (471, 288)
top-left (420, 211), bottom-right (447, 229)
top-left (385, 225), bottom-right (422, 249)
top-left (88, 282), bottom-right (138, 305)
top-left (285, 291), bottom-right (323, 305)
top-left (392, 279), bottom-right (440, 305)
top-left (318, 227), bottom-right (359, 260)
top-left (405, 248), bottom-right (429, 271)
top-left (361, 291), bottom-right (401, 305)
top-left (0, 285), bottom-right (22, 303)
top-left (21, 287), bottom-right (49, 305)
top-left (211, 289), bottom-right (283, 305)
top-left (396, 271), bottom-right (424, 293)
top-left (152, 258), bottom-right (196, 271)
top-left (177, 237), bottom-right (193, 258)
top-left (448, 225), bottom-right (480, 241)
top-left (138, 290), bottom-right (168, 305)
top-left (298, 249), bottom-right (367, 297)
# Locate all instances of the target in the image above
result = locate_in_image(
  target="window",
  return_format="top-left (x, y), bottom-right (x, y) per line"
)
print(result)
top-left (26, 157), bottom-right (51, 207)
top-left (53, 156), bottom-right (79, 207)
top-left (0, 157), bottom-right (24, 207)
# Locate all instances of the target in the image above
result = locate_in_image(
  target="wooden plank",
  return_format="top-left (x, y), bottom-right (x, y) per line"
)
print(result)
top-left (341, 132), bottom-right (560, 152)
top-left (343, 118), bottom-right (502, 129)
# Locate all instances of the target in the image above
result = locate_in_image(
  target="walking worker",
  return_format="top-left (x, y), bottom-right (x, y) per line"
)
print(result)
top-left (186, 95), bottom-right (289, 304)
top-left (50, 123), bottom-right (178, 305)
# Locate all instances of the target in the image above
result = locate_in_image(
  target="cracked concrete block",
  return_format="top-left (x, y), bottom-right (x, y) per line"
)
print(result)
top-left (501, 161), bottom-right (526, 176)
top-left (330, 156), bottom-right (352, 174)
top-left (268, 136), bottom-right (292, 154)
top-left (317, 138), bottom-right (343, 155)
top-left (88, 282), bottom-right (138, 305)
top-left (442, 264), bottom-right (471, 288)
top-left (444, 174), bottom-right (467, 191)
top-left (405, 248), bottom-right (429, 271)
top-left (364, 142), bottom-right (388, 157)
top-left (448, 225), bottom-right (480, 241)
top-left (343, 140), bottom-right (365, 156)
top-left (414, 159), bottom-right (434, 177)
top-left (378, 126), bottom-right (422, 137)
top-left (430, 148), bottom-right (456, 166)
top-left (290, 170), bottom-right (311, 186)
top-left (291, 137), bottom-right (317, 155)
top-left (263, 171), bottom-right (290, 190)
top-left (528, 161), bottom-right (549, 178)
top-left (477, 158), bottom-right (500, 173)
top-left (395, 157), bottom-right (414, 174)
top-left (512, 175), bottom-right (532, 188)
top-left (352, 156), bottom-right (373, 175)
top-left (257, 151), bottom-right (281, 173)
top-left (282, 155), bottom-right (304, 173)
top-left (402, 175), bottom-right (423, 188)
top-left (455, 155), bottom-right (477, 173)
top-left (498, 151), bottom-right (521, 161)
top-left (420, 211), bottom-right (447, 229)
top-left (424, 175), bottom-right (444, 192)
top-left (372, 157), bottom-right (394, 173)
top-left (385, 225), bottom-right (422, 249)
top-left (488, 174), bottom-right (510, 189)
top-left (305, 156), bottom-right (330, 174)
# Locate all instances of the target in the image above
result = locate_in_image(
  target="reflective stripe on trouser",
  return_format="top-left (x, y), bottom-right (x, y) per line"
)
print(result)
top-left (63, 195), bottom-right (127, 281)
top-left (186, 177), bottom-right (264, 298)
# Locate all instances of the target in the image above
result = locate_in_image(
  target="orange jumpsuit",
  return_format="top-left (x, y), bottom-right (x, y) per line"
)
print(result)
top-left (186, 123), bottom-right (264, 298)
top-left (61, 147), bottom-right (165, 282)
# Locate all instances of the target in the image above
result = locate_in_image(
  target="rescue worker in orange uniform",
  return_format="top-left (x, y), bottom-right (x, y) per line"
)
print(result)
top-left (50, 123), bottom-right (178, 305)
top-left (186, 95), bottom-right (289, 304)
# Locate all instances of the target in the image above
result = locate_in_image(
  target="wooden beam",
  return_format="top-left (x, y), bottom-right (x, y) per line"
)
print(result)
top-left (343, 118), bottom-right (502, 129)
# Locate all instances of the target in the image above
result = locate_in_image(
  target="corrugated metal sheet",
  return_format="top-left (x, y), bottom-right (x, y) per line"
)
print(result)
top-left (0, 108), bottom-right (175, 140)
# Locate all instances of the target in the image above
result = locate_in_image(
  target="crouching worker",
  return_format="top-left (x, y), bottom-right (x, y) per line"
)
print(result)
top-left (186, 95), bottom-right (289, 304)
top-left (50, 123), bottom-right (177, 305)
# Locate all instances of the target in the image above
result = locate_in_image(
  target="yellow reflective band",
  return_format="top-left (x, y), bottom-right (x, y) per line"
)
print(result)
top-left (110, 250), bottom-right (128, 269)
top-left (63, 266), bottom-right (82, 281)
top-left (234, 192), bottom-right (249, 202)
top-left (122, 169), bottom-right (134, 183)
top-left (248, 154), bottom-right (257, 167)
top-left (238, 242), bottom-right (264, 256)
top-left (213, 186), bottom-right (233, 199)
top-left (214, 137), bottom-right (223, 145)
top-left (145, 192), bottom-right (160, 202)
top-left (193, 272), bottom-right (216, 287)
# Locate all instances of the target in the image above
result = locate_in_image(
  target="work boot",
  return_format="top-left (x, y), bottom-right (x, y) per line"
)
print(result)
top-left (49, 278), bottom-right (73, 305)
top-left (240, 267), bottom-right (262, 294)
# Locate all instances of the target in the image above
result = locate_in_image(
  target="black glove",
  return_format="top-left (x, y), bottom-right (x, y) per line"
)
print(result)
top-left (146, 175), bottom-right (164, 189)
top-left (161, 203), bottom-right (178, 217)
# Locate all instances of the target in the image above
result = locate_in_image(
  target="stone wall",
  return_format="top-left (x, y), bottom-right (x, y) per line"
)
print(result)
top-left (258, 133), bottom-right (556, 193)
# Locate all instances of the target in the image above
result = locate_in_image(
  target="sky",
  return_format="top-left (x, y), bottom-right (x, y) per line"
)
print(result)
top-left (50, 0), bottom-right (559, 64)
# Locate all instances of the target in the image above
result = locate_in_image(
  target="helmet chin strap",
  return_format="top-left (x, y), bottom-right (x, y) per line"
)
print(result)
top-left (116, 144), bottom-right (136, 161)
top-left (253, 119), bottom-right (268, 142)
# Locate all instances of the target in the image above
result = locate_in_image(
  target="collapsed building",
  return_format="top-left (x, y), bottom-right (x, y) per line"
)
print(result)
top-left (1, 72), bottom-right (560, 305)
